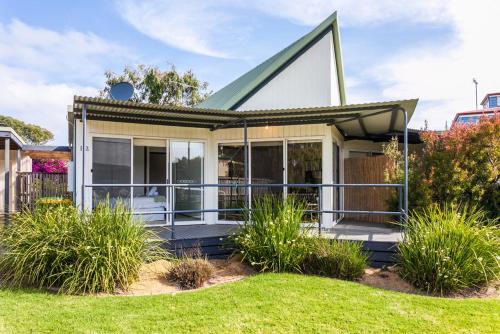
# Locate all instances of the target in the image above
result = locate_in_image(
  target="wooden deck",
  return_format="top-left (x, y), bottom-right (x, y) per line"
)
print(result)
top-left (151, 221), bottom-right (402, 267)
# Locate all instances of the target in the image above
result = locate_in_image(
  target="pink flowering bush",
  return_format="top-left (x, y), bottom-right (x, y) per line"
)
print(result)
top-left (32, 159), bottom-right (68, 174)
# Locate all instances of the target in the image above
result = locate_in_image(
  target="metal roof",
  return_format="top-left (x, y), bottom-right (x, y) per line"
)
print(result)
top-left (72, 96), bottom-right (418, 140)
top-left (196, 11), bottom-right (346, 110)
top-left (0, 126), bottom-right (25, 150)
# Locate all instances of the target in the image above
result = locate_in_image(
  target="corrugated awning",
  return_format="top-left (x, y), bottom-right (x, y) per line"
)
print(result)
top-left (73, 96), bottom-right (418, 140)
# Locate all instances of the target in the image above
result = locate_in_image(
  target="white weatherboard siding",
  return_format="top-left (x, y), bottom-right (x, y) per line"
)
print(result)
top-left (238, 31), bottom-right (340, 111)
top-left (74, 120), bottom-right (352, 227)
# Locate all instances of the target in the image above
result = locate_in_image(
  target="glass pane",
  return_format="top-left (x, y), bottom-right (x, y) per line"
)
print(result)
top-left (333, 143), bottom-right (340, 221)
top-left (251, 141), bottom-right (283, 201)
top-left (287, 142), bottom-right (322, 222)
top-left (92, 137), bottom-right (131, 207)
top-left (133, 145), bottom-right (168, 223)
top-left (218, 144), bottom-right (245, 221)
top-left (171, 142), bottom-right (204, 221)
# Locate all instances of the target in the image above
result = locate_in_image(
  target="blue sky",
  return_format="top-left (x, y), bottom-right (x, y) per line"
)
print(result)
top-left (0, 0), bottom-right (499, 144)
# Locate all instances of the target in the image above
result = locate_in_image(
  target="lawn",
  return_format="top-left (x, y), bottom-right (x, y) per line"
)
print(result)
top-left (0, 273), bottom-right (498, 333)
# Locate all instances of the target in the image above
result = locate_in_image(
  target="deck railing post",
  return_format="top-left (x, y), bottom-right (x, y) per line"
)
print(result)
top-left (318, 185), bottom-right (322, 236)
top-left (401, 108), bottom-right (409, 221)
top-left (171, 185), bottom-right (176, 239)
top-left (398, 186), bottom-right (403, 224)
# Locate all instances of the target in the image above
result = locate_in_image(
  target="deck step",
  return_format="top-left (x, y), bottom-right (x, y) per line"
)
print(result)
top-left (165, 236), bottom-right (235, 259)
top-left (164, 236), bottom-right (398, 267)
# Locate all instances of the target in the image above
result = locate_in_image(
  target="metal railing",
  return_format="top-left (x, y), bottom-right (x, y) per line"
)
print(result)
top-left (84, 182), bottom-right (405, 239)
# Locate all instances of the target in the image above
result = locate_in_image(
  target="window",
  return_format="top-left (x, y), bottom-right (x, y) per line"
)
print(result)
top-left (92, 137), bottom-right (131, 207)
top-left (488, 96), bottom-right (498, 108)
top-left (171, 141), bottom-right (204, 221)
top-left (288, 141), bottom-right (322, 222)
top-left (218, 144), bottom-right (245, 221)
top-left (251, 141), bottom-right (284, 200)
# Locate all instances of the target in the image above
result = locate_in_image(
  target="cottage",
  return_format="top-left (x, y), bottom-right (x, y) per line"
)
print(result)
top-left (68, 12), bottom-right (418, 253)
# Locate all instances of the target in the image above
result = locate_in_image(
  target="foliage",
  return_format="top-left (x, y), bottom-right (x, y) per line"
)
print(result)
top-left (167, 257), bottom-right (214, 290)
top-left (398, 205), bottom-right (500, 295)
top-left (0, 274), bottom-right (499, 334)
top-left (35, 197), bottom-right (73, 210)
top-left (384, 116), bottom-right (500, 216)
top-left (302, 238), bottom-right (368, 280)
top-left (100, 64), bottom-right (210, 106)
top-left (232, 195), bottom-right (311, 273)
top-left (0, 115), bottom-right (53, 145)
top-left (383, 138), bottom-right (432, 212)
top-left (0, 202), bottom-right (166, 294)
top-left (32, 159), bottom-right (67, 174)
top-left (421, 117), bottom-right (500, 216)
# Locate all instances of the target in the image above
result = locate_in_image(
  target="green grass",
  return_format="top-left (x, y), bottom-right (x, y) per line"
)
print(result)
top-left (0, 274), bottom-right (498, 333)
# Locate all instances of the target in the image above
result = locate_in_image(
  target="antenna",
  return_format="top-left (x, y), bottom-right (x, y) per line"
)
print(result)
top-left (109, 82), bottom-right (134, 101)
top-left (472, 78), bottom-right (478, 109)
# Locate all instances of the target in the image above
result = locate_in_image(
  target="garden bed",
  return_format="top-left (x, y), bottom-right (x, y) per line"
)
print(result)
top-left (360, 266), bottom-right (500, 299)
top-left (111, 258), bottom-right (499, 298)
top-left (112, 258), bottom-right (255, 296)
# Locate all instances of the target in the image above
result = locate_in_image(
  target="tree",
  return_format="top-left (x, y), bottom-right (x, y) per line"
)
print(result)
top-left (0, 115), bottom-right (53, 145)
top-left (99, 64), bottom-right (210, 106)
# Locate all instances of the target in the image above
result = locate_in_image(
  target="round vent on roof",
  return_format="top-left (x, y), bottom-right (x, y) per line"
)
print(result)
top-left (109, 82), bottom-right (134, 101)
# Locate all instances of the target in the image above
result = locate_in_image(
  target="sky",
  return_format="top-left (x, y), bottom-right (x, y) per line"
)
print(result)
top-left (0, 0), bottom-right (499, 144)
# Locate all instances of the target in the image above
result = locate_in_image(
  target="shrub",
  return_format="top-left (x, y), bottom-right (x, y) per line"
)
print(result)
top-left (398, 205), bottom-right (500, 295)
top-left (232, 195), bottom-right (311, 273)
top-left (35, 197), bottom-right (73, 210)
top-left (167, 258), bottom-right (214, 289)
top-left (384, 116), bottom-right (500, 217)
top-left (0, 202), bottom-right (165, 294)
top-left (302, 238), bottom-right (368, 280)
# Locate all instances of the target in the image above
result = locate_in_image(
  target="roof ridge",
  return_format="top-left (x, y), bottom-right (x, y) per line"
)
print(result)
top-left (197, 11), bottom-right (344, 110)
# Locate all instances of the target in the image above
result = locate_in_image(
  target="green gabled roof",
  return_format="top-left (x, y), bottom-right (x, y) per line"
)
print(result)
top-left (197, 11), bottom-right (346, 110)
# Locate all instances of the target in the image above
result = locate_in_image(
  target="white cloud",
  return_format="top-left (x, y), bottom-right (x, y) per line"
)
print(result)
top-left (359, 0), bottom-right (500, 129)
top-left (116, 0), bottom-right (450, 58)
top-left (249, 0), bottom-right (449, 26)
top-left (0, 20), bottom-right (131, 144)
top-left (116, 0), bottom-right (241, 58)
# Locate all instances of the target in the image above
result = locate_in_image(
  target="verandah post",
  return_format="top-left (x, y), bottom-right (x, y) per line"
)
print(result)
top-left (401, 108), bottom-right (408, 221)
top-left (243, 120), bottom-right (249, 210)
top-left (81, 104), bottom-right (87, 210)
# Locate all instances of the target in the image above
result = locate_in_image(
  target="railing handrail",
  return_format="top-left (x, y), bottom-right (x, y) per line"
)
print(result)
top-left (83, 182), bottom-right (406, 238)
top-left (84, 183), bottom-right (404, 188)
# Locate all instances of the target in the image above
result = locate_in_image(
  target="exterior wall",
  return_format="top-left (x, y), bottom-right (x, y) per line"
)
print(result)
top-left (0, 150), bottom-right (31, 212)
top-left (75, 120), bottom-right (372, 227)
top-left (237, 31), bottom-right (340, 111)
top-left (343, 140), bottom-right (385, 159)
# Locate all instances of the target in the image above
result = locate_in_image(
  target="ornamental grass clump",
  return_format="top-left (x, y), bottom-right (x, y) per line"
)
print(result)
top-left (302, 238), bottom-right (368, 280)
top-left (0, 201), bottom-right (166, 294)
top-left (398, 205), bottom-right (499, 295)
top-left (167, 257), bottom-right (214, 290)
top-left (232, 195), bottom-right (311, 273)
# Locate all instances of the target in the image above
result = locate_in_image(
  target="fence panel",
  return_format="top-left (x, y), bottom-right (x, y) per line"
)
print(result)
top-left (16, 172), bottom-right (70, 210)
top-left (344, 155), bottom-right (394, 223)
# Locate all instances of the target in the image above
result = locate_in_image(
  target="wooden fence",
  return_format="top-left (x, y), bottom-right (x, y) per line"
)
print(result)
top-left (344, 155), bottom-right (395, 223)
top-left (16, 172), bottom-right (71, 211)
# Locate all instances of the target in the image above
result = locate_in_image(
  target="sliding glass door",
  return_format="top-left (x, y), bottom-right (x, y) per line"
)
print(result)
top-left (333, 142), bottom-right (340, 221)
top-left (132, 140), bottom-right (168, 224)
top-left (251, 141), bottom-right (283, 201)
top-left (218, 144), bottom-right (245, 221)
top-left (92, 137), bottom-right (131, 207)
top-left (288, 141), bottom-right (322, 222)
top-left (171, 141), bottom-right (204, 221)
